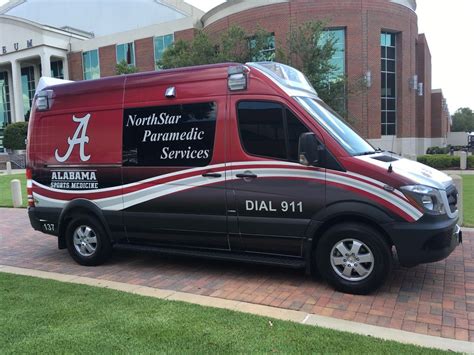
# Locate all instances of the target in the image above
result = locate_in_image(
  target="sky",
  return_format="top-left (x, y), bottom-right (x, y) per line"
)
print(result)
top-left (1, 0), bottom-right (472, 113)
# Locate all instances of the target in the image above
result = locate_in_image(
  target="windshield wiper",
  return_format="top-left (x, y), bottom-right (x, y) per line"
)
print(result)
top-left (354, 148), bottom-right (382, 156)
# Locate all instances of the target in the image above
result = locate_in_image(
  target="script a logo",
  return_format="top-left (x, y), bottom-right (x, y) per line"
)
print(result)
top-left (55, 114), bottom-right (91, 162)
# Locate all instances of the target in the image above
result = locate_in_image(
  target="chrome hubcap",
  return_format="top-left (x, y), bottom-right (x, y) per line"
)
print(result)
top-left (330, 238), bottom-right (374, 281)
top-left (73, 225), bottom-right (98, 257)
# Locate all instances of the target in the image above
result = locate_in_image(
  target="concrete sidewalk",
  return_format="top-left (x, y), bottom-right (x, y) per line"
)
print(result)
top-left (0, 168), bottom-right (25, 175)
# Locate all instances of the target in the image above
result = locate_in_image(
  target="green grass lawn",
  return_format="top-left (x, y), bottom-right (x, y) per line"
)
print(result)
top-left (463, 175), bottom-right (474, 227)
top-left (0, 273), bottom-right (446, 354)
top-left (0, 173), bottom-right (27, 208)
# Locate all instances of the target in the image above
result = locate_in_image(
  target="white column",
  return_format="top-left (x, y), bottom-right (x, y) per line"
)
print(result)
top-left (10, 60), bottom-right (24, 123)
top-left (6, 68), bottom-right (14, 124)
top-left (40, 51), bottom-right (51, 78)
top-left (62, 57), bottom-right (69, 80)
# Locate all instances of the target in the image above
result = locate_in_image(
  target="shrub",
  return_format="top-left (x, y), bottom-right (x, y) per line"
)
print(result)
top-left (468, 155), bottom-right (474, 169)
top-left (115, 60), bottom-right (138, 75)
top-left (426, 146), bottom-right (449, 154)
top-left (3, 122), bottom-right (28, 150)
top-left (417, 155), bottom-right (460, 169)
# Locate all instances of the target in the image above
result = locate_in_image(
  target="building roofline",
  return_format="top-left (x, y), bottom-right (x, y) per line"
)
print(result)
top-left (0, 0), bottom-right (24, 14)
top-left (0, 14), bottom-right (91, 40)
top-left (202, 0), bottom-right (289, 27)
top-left (390, 0), bottom-right (417, 12)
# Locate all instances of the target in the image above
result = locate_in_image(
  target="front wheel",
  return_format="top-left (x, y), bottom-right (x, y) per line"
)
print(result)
top-left (315, 223), bottom-right (392, 294)
top-left (65, 214), bottom-right (112, 266)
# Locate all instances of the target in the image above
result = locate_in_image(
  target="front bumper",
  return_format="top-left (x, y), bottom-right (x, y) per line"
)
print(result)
top-left (384, 216), bottom-right (462, 267)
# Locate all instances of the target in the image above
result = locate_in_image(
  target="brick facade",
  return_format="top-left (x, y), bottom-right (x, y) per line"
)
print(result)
top-left (135, 37), bottom-right (155, 72)
top-left (416, 34), bottom-right (432, 138)
top-left (65, 0), bottom-right (448, 145)
top-left (175, 28), bottom-right (199, 42)
top-left (67, 51), bottom-right (83, 81)
top-left (99, 45), bottom-right (116, 78)
top-left (202, 0), bottom-right (420, 140)
top-left (431, 90), bottom-right (450, 138)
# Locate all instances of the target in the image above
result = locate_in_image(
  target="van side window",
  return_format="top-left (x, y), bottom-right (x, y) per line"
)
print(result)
top-left (237, 101), bottom-right (309, 161)
top-left (286, 109), bottom-right (309, 161)
top-left (237, 101), bottom-right (286, 159)
top-left (123, 102), bottom-right (217, 166)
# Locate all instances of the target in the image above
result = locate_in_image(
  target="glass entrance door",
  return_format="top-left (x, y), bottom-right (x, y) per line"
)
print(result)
top-left (21, 66), bottom-right (35, 121)
top-left (0, 71), bottom-right (11, 153)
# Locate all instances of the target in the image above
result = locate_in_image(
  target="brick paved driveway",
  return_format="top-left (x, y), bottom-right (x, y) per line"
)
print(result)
top-left (0, 208), bottom-right (473, 342)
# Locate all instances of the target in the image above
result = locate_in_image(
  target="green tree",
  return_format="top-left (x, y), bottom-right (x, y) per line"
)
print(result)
top-left (159, 22), bottom-right (349, 118)
top-left (115, 60), bottom-right (138, 75)
top-left (451, 107), bottom-right (474, 132)
top-left (279, 21), bottom-right (361, 119)
top-left (159, 26), bottom-right (274, 69)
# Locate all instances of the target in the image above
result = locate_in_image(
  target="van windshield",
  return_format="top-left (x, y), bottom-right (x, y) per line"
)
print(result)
top-left (295, 97), bottom-right (376, 156)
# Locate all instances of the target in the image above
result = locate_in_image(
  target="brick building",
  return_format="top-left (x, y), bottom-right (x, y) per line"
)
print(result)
top-left (0, 0), bottom-right (450, 155)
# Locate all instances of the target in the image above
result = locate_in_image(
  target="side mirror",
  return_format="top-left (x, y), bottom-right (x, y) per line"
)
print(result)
top-left (298, 132), bottom-right (320, 166)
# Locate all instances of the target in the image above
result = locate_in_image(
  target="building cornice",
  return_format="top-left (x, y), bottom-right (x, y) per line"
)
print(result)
top-left (390, 0), bottom-right (417, 12)
top-left (0, 14), bottom-right (91, 40)
top-left (202, 0), bottom-right (289, 27)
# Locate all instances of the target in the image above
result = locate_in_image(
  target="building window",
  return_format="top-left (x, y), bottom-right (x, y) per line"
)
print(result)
top-left (154, 34), bottom-right (174, 70)
top-left (319, 29), bottom-right (346, 79)
top-left (50, 60), bottom-right (64, 79)
top-left (116, 42), bottom-right (135, 66)
top-left (21, 66), bottom-right (35, 120)
top-left (0, 71), bottom-right (11, 152)
top-left (83, 49), bottom-right (100, 80)
top-left (250, 34), bottom-right (275, 62)
top-left (381, 32), bottom-right (397, 136)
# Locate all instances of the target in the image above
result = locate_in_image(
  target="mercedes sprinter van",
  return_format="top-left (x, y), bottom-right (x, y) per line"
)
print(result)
top-left (26, 62), bottom-right (461, 294)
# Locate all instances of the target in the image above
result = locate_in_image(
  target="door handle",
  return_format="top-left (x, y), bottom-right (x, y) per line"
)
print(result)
top-left (202, 172), bottom-right (222, 178)
top-left (236, 172), bottom-right (258, 179)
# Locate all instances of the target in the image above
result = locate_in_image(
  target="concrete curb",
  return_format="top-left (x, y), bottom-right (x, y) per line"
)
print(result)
top-left (1, 265), bottom-right (472, 353)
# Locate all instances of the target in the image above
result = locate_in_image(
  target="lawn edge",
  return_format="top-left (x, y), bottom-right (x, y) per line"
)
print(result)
top-left (0, 265), bottom-right (471, 353)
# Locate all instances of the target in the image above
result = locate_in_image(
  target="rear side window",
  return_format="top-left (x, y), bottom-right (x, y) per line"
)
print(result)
top-left (237, 101), bottom-right (308, 161)
top-left (123, 102), bottom-right (217, 166)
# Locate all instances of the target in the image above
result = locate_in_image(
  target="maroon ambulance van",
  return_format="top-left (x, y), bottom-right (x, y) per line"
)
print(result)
top-left (26, 62), bottom-right (461, 294)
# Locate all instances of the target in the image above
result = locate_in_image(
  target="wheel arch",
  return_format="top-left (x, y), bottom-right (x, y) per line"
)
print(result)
top-left (58, 199), bottom-right (113, 249)
top-left (305, 201), bottom-right (396, 255)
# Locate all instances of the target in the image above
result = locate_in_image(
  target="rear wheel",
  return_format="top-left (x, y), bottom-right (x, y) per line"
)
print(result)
top-left (65, 215), bottom-right (112, 266)
top-left (315, 223), bottom-right (392, 294)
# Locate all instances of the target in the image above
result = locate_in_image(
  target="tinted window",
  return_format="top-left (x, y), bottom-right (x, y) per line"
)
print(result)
top-left (123, 102), bottom-right (217, 167)
top-left (237, 101), bottom-right (308, 161)
top-left (286, 109), bottom-right (309, 161)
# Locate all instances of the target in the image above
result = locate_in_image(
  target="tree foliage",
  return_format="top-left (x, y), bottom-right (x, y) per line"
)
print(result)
top-left (3, 122), bottom-right (28, 150)
top-left (451, 107), bottom-right (474, 132)
top-left (159, 22), bottom-right (352, 118)
top-left (159, 26), bottom-right (276, 69)
top-left (278, 21), bottom-right (364, 119)
top-left (115, 60), bottom-right (139, 75)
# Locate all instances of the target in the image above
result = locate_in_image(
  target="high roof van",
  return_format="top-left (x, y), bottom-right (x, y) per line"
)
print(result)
top-left (26, 62), bottom-right (461, 294)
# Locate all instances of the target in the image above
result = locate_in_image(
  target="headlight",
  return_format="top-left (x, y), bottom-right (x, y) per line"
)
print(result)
top-left (401, 185), bottom-right (446, 215)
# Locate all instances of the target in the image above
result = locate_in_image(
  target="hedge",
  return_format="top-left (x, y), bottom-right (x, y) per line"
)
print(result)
top-left (417, 154), bottom-right (474, 169)
top-left (3, 122), bottom-right (28, 150)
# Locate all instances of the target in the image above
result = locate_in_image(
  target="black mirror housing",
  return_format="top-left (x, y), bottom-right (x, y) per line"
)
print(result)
top-left (298, 132), bottom-right (320, 166)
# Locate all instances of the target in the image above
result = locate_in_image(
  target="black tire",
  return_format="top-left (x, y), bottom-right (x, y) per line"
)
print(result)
top-left (315, 223), bottom-right (392, 295)
top-left (65, 214), bottom-right (112, 266)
